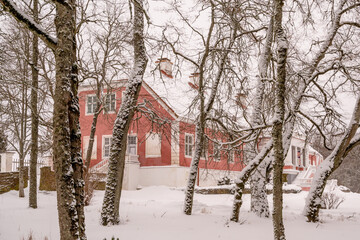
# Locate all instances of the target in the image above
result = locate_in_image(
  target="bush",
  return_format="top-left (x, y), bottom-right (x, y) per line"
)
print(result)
top-left (217, 176), bottom-right (232, 186)
top-left (321, 191), bottom-right (345, 209)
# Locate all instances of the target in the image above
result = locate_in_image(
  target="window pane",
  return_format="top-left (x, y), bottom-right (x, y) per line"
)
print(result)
top-left (185, 134), bottom-right (193, 156)
top-left (127, 136), bottom-right (137, 155)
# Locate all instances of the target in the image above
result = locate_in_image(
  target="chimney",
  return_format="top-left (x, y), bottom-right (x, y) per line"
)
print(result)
top-left (188, 72), bottom-right (200, 90)
top-left (236, 91), bottom-right (248, 109)
top-left (155, 58), bottom-right (173, 78)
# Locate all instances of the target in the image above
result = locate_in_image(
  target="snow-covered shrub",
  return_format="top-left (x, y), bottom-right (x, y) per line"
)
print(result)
top-left (217, 176), bottom-right (232, 186)
top-left (321, 191), bottom-right (345, 209)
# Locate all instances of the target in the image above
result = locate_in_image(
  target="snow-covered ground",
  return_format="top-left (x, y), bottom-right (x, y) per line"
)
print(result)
top-left (1, 186), bottom-right (359, 240)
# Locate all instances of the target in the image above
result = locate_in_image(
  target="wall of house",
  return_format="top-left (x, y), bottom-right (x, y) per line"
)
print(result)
top-left (0, 152), bottom-right (14, 172)
top-left (178, 121), bottom-right (244, 172)
top-left (137, 165), bottom-right (240, 189)
top-left (79, 81), bottom-right (176, 168)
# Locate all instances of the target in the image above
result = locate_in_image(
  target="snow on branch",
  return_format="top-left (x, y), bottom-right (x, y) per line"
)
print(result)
top-left (0, 0), bottom-right (57, 50)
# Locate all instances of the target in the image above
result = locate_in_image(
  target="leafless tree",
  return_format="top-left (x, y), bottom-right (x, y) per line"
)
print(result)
top-left (101, 0), bottom-right (148, 226)
top-left (1, 0), bottom-right (86, 238)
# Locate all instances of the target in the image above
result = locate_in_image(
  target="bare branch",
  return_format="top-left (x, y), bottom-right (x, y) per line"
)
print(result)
top-left (0, 0), bottom-right (57, 49)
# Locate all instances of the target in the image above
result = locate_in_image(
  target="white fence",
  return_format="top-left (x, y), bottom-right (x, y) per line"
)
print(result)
top-left (12, 159), bottom-right (46, 173)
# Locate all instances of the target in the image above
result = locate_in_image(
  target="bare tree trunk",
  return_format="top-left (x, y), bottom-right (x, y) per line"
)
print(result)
top-left (183, 8), bottom-right (236, 214)
top-left (101, 0), bottom-right (147, 225)
top-left (29, 0), bottom-right (39, 209)
top-left (250, 16), bottom-right (273, 218)
top-left (304, 95), bottom-right (360, 222)
top-left (53, 1), bottom-right (86, 239)
top-left (1, 0), bottom-right (87, 238)
top-left (272, 0), bottom-right (287, 239)
top-left (19, 57), bottom-right (29, 198)
top-left (184, 122), bottom-right (205, 215)
top-left (231, 140), bottom-right (273, 222)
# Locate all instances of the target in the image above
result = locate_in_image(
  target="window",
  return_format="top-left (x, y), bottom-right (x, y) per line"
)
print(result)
top-left (227, 150), bottom-right (234, 163)
top-left (127, 135), bottom-right (137, 155)
top-left (302, 148), bottom-right (306, 166)
top-left (86, 95), bottom-right (97, 114)
top-left (103, 136), bottom-right (112, 158)
top-left (297, 147), bottom-right (301, 166)
top-left (104, 93), bottom-right (116, 112)
top-left (291, 146), bottom-right (296, 165)
top-left (185, 134), bottom-right (194, 157)
top-left (83, 136), bottom-right (97, 159)
top-left (146, 133), bottom-right (161, 157)
top-left (213, 142), bottom-right (221, 162)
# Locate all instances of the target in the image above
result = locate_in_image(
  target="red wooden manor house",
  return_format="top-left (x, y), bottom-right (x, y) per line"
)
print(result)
top-left (78, 59), bottom-right (323, 190)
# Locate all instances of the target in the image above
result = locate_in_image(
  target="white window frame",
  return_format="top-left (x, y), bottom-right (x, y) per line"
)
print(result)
top-left (104, 93), bottom-right (116, 113)
top-left (86, 94), bottom-right (97, 115)
top-left (184, 133), bottom-right (194, 158)
top-left (102, 135), bottom-right (113, 158)
top-left (127, 134), bottom-right (138, 155)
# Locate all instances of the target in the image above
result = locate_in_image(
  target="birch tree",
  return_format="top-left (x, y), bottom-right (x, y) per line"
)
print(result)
top-left (249, 16), bottom-right (273, 218)
top-left (272, 0), bottom-right (287, 239)
top-left (304, 96), bottom-right (360, 222)
top-left (101, 0), bottom-right (148, 225)
top-left (231, 0), bottom-right (360, 223)
top-left (0, 0), bottom-right (86, 239)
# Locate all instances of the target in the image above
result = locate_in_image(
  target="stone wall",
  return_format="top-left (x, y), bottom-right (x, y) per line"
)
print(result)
top-left (39, 167), bottom-right (107, 191)
top-left (39, 166), bottom-right (56, 191)
top-left (0, 167), bottom-right (29, 194)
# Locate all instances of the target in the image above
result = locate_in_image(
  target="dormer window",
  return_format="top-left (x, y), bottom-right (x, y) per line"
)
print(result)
top-left (188, 72), bottom-right (200, 90)
top-left (156, 58), bottom-right (173, 78)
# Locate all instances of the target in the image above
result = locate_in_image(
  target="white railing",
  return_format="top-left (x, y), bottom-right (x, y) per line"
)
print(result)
top-left (12, 159), bottom-right (46, 172)
top-left (91, 154), bottom-right (139, 173)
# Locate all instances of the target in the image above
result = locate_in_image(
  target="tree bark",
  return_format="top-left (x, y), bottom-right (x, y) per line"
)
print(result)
top-left (101, 0), bottom-right (147, 225)
top-left (29, 0), bottom-right (39, 209)
top-left (231, 140), bottom-right (273, 222)
top-left (272, 0), bottom-right (287, 239)
top-left (250, 16), bottom-right (273, 218)
top-left (19, 47), bottom-right (29, 198)
top-left (183, 6), bottom-right (237, 214)
top-left (53, 1), bottom-right (86, 239)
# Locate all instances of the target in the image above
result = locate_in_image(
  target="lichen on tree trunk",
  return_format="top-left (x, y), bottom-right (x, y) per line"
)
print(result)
top-left (53, 1), bottom-right (86, 239)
